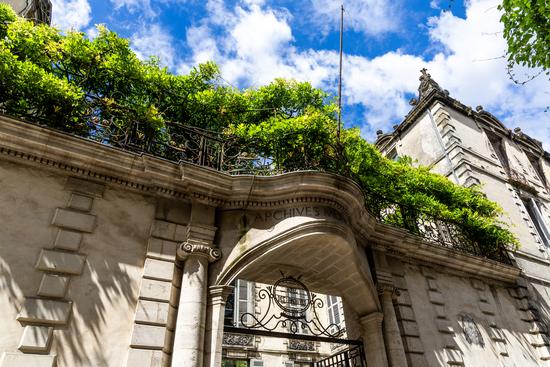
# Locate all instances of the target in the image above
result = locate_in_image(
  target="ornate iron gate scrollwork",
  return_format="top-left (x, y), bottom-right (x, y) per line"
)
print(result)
top-left (238, 275), bottom-right (343, 338)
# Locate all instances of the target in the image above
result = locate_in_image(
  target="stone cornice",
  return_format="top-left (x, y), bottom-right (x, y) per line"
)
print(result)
top-left (0, 115), bottom-right (521, 283)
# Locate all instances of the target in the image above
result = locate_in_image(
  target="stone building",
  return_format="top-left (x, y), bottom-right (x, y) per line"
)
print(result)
top-left (0, 70), bottom-right (549, 367)
top-left (1, 0), bottom-right (52, 24)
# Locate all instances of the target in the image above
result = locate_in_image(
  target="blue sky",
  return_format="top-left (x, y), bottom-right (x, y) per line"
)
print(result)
top-left (51, 0), bottom-right (549, 147)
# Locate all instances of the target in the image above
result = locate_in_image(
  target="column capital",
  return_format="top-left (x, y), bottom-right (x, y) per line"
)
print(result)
top-left (209, 285), bottom-right (234, 305)
top-left (359, 311), bottom-right (384, 329)
top-left (377, 283), bottom-right (399, 298)
top-left (177, 242), bottom-right (222, 262)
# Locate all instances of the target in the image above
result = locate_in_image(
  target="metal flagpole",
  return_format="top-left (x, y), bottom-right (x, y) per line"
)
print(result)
top-left (337, 4), bottom-right (344, 142)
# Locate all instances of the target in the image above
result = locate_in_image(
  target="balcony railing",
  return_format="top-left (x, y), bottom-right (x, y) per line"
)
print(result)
top-left (1, 114), bottom-right (513, 265)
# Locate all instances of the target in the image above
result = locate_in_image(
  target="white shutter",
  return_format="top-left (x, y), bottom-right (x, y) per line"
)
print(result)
top-left (249, 359), bottom-right (264, 367)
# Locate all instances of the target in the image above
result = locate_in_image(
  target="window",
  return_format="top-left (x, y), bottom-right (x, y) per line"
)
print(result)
top-left (486, 133), bottom-right (510, 172)
top-left (287, 287), bottom-right (310, 334)
top-left (326, 295), bottom-right (343, 333)
top-left (386, 147), bottom-right (398, 161)
top-left (527, 154), bottom-right (548, 187)
top-left (224, 280), bottom-right (253, 327)
top-left (522, 198), bottom-right (550, 247)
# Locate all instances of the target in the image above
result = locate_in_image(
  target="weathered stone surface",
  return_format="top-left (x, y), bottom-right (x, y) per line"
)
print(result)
top-left (17, 298), bottom-right (72, 325)
top-left (395, 305), bottom-right (416, 321)
top-left (479, 301), bottom-right (495, 315)
top-left (140, 279), bottom-right (172, 303)
top-left (18, 325), bottom-right (53, 353)
top-left (147, 238), bottom-right (178, 262)
top-left (36, 249), bottom-right (86, 275)
top-left (143, 258), bottom-right (175, 282)
top-left (37, 274), bottom-right (70, 298)
top-left (135, 300), bottom-right (170, 326)
top-left (445, 348), bottom-right (464, 364)
top-left (151, 220), bottom-right (178, 241)
top-left (65, 176), bottom-right (105, 197)
top-left (54, 229), bottom-right (83, 251)
top-left (396, 291), bottom-right (412, 306)
top-left (52, 208), bottom-right (96, 232)
top-left (428, 290), bottom-right (445, 305)
top-left (0, 353), bottom-right (56, 367)
top-left (130, 324), bottom-right (167, 349)
top-left (400, 320), bottom-right (420, 336)
top-left (402, 336), bottom-right (424, 353)
top-left (68, 193), bottom-right (93, 211)
top-left (126, 348), bottom-right (168, 367)
top-left (436, 319), bottom-right (454, 334)
top-left (427, 278), bottom-right (439, 291)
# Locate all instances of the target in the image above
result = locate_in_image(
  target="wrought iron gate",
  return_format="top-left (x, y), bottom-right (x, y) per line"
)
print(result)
top-left (314, 344), bottom-right (366, 367)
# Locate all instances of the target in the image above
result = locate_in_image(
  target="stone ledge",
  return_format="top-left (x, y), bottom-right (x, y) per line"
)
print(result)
top-left (0, 353), bottom-right (56, 367)
top-left (37, 274), bottom-right (70, 298)
top-left (18, 325), bottom-right (53, 353)
top-left (36, 249), bottom-right (86, 275)
top-left (17, 298), bottom-right (72, 325)
top-left (51, 208), bottom-right (96, 233)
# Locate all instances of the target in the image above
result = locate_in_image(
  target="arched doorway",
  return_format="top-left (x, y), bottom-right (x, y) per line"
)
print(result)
top-left (207, 216), bottom-right (387, 367)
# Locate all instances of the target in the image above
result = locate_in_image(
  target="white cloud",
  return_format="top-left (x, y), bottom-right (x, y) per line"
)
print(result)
top-left (51, 0), bottom-right (91, 30)
top-left (183, 0), bottom-right (549, 147)
top-left (131, 24), bottom-right (177, 68)
top-left (109, 0), bottom-right (155, 17)
top-left (309, 0), bottom-right (401, 36)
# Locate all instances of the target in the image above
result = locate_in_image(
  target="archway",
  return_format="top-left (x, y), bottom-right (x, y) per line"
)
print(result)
top-left (207, 216), bottom-right (387, 367)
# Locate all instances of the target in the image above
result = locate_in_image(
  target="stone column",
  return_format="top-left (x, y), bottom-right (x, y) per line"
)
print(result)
top-left (360, 312), bottom-right (389, 367)
top-left (171, 235), bottom-right (221, 367)
top-left (204, 285), bottom-right (234, 367)
top-left (379, 285), bottom-right (408, 367)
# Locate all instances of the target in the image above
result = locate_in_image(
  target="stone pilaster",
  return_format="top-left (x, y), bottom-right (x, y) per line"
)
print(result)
top-left (359, 312), bottom-right (389, 367)
top-left (204, 285), bottom-right (234, 367)
top-left (171, 223), bottom-right (220, 367)
top-left (378, 284), bottom-right (408, 367)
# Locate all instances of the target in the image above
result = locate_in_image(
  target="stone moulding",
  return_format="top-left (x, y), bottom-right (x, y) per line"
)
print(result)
top-left (0, 115), bottom-right (521, 283)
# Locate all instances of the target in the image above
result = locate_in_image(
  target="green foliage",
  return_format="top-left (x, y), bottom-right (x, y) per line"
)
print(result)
top-left (0, 10), bottom-right (518, 254)
top-left (498, 0), bottom-right (550, 71)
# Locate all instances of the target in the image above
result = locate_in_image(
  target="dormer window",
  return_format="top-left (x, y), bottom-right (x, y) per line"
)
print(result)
top-left (486, 132), bottom-right (510, 173)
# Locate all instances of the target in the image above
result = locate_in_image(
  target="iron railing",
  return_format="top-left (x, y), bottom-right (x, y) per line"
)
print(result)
top-left (1, 113), bottom-right (513, 264)
top-left (315, 345), bottom-right (366, 367)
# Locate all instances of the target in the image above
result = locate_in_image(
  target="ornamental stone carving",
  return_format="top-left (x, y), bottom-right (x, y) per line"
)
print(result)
top-left (177, 242), bottom-right (222, 262)
top-left (222, 333), bottom-right (254, 347)
top-left (288, 339), bottom-right (315, 351)
top-left (459, 314), bottom-right (485, 347)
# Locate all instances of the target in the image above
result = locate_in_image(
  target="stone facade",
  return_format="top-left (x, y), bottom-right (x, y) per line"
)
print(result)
top-left (1, 0), bottom-right (52, 24)
top-left (0, 84), bottom-right (546, 367)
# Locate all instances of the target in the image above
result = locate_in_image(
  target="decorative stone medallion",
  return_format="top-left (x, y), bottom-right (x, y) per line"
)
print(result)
top-left (459, 314), bottom-right (485, 347)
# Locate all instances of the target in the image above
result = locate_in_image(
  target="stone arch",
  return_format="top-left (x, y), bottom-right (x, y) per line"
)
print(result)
top-left (208, 216), bottom-right (388, 367)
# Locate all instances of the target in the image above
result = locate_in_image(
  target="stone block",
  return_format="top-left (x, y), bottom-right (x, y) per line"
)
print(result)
top-left (135, 300), bottom-right (170, 326)
top-left (479, 301), bottom-right (495, 315)
top-left (68, 193), bottom-right (93, 211)
top-left (396, 305), bottom-right (416, 321)
top-left (396, 291), bottom-right (412, 306)
top-left (428, 290), bottom-right (445, 305)
top-left (65, 176), bottom-right (105, 197)
top-left (400, 320), bottom-right (420, 336)
top-left (52, 208), bottom-right (96, 233)
top-left (36, 249), bottom-right (86, 275)
top-left (147, 238), bottom-right (178, 262)
top-left (470, 279), bottom-right (486, 291)
top-left (130, 324), bottom-right (167, 349)
top-left (477, 289), bottom-right (488, 302)
top-left (496, 341), bottom-right (509, 356)
top-left (174, 224), bottom-right (188, 242)
top-left (17, 298), bottom-right (72, 325)
top-left (392, 275), bottom-right (407, 290)
top-left (0, 353), bottom-right (56, 367)
top-left (530, 333), bottom-right (550, 347)
top-left (427, 278), bottom-right (438, 291)
top-left (151, 220), bottom-right (178, 241)
top-left (531, 322), bottom-right (548, 334)
top-left (143, 259), bottom-right (175, 282)
top-left (126, 348), bottom-right (166, 367)
top-left (436, 319), bottom-right (454, 334)
top-left (445, 348), bottom-right (464, 365)
top-left (406, 354), bottom-right (429, 367)
top-left (18, 325), bottom-right (53, 353)
top-left (37, 274), bottom-right (70, 298)
top-left (140, 279), bottom-right (172, 303)
top-left (434, 305), bottom-right (447, 319)
top-left (166, 305), bottom-right (177, 330)
top-left (163, 329), bottom-right (173, 353)
top-left (488, 326), bottom-right (505, 342)
top-left (54, 229), bottom-right (83, 251)
top-left (403, 336), bottom-right (424, 353)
